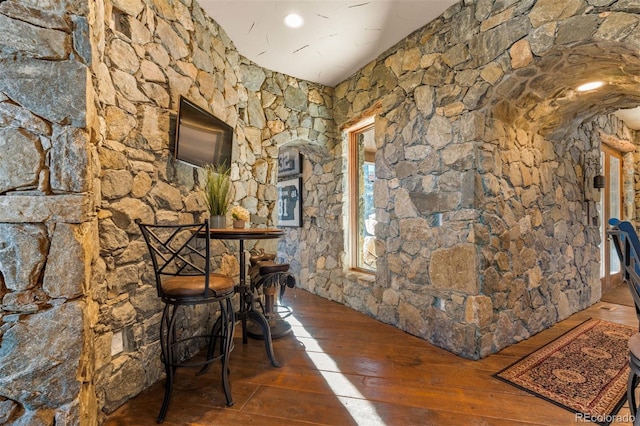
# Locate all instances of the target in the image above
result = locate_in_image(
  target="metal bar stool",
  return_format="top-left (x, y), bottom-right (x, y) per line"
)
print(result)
top-left (247, 250), bottom-right (296, 339)
top-left (137, 219), bottom-right (236, 423)
top-left (628, 333), bottom-right (640, 425)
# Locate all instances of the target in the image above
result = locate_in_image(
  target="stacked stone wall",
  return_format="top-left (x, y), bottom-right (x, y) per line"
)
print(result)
top-left (90, 0), bottom-right (336, 419)
top-left (477, 114), bottom-right (637, 354)
top-left (2, 0), bottom-right (640, 422)
top-left (329, 0), bottom-right (640, 358)
top-left (0, 0), bottom-right (99, 424)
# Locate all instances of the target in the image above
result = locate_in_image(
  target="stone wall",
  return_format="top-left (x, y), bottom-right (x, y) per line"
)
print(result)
top-left (0, 0), bottom-right (99, 424)
top-left (310, 0), bottom-right (640, 359)
top-left (89, 0), bottom-right (335, 420)
top-left (581, 114), bottom-right (637, 223)
top-left (2, 0), bottom-right (640, 422)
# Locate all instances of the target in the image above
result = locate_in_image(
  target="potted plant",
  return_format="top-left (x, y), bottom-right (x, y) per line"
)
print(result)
top-left (230, 205), bottom-right (250, 229)
top-left (203, 163), bottom-right (231, 228)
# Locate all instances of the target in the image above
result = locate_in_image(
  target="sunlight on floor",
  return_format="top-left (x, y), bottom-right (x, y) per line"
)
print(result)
top-left (287, 314), bottom-right (386, 426)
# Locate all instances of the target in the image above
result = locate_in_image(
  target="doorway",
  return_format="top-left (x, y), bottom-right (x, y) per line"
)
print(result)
top-left (599, 145), bottom-right (623, 293)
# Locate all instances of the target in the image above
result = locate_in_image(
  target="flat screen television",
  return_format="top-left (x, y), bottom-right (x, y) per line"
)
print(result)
top-left (173, 96), bottom-right (233, 168)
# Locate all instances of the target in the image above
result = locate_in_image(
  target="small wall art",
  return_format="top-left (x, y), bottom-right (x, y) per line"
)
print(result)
top-left (277, 177), bottom-right (302, 227)
top-left (278, 146), bottom-right (302, 177)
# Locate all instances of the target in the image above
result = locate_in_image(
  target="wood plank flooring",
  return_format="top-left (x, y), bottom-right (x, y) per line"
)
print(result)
top-left (105, 287), bottom-right (638, 425)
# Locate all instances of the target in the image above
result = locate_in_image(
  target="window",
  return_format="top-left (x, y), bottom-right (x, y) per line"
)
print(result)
top-left (348, 120), bottom-right (377, 272)
top-left (599, 146), bottom-right (623, 292)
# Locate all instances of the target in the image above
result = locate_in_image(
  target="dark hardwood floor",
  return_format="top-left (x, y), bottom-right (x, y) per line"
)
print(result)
top-left (105, 287), bottom-right (637, 425)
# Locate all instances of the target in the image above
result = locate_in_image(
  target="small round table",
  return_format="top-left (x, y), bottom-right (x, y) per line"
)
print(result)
top-left (207, 228), bottom-right (284, 367)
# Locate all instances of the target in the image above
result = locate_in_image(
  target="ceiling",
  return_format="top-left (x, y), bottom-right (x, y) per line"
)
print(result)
top-left (198, 1), bottom-right (640, 131)
top-left (199, 0), bottom-right (457, 87)
top-left (616, 107), bottom-right (640, 130)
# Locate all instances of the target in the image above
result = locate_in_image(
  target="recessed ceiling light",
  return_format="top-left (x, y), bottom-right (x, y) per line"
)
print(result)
top-left (284, 13), bottom-right (304, 28)
top-left (576, 81), bottom-right (604, 92)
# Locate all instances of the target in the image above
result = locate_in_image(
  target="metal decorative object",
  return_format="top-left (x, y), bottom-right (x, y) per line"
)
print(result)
top-left (593, 175), bottom-right (605, 189)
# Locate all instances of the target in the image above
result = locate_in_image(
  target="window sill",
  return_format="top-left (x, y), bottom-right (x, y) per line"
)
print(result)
top-left (345, 268), bottom-right (376, 282)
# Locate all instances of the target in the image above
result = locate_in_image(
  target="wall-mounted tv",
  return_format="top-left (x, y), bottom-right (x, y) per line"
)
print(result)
top-left (173, 96), bottom-right (233, 168)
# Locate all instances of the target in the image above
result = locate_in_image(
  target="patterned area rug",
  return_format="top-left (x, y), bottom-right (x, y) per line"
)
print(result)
top-left (495, 318), bottom-right (636, 425)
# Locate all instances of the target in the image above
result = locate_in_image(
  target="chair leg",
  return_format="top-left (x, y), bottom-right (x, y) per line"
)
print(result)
top-left (197, 313), bottom-right (223, 376)
top-left (158, 304), bottom-right (179, 423)
top-left (220, 297), bottom-right (235, 407)
top-left (629, 372), bottom-right (636, 418)
top-left (629, 356), bottom-right (640, 426)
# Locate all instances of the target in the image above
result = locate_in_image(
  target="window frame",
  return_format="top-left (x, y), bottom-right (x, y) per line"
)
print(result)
top-left (347, 119), bottom-right (376, 273)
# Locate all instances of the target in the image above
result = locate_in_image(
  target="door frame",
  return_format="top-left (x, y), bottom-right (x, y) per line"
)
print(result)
top-left (600, 145), bottom-right (623, 293)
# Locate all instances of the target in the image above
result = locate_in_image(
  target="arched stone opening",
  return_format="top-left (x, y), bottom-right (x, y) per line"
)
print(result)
top-left (487, 42), bottom-right (640, 138)
top-left (476, 40), bottom-right (640, 354)
top-left (274, 139), bottom-right (346, 300)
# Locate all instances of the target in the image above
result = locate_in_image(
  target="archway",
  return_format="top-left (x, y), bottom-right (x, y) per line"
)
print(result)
top-left (476, 41), bottom-right (640, 353)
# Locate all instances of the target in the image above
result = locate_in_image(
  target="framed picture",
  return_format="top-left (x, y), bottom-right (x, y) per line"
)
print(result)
top-left (277, 177), bottom-right (302, 227)
top-left (278, 147), bottom-right (302, 177)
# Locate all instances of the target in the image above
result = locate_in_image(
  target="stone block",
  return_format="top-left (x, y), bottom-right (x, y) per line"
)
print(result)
top-left (0, 302), bottom-right (83, 408)
top-left (109, 197), bottom-right (155, 233)
top-left (0, 128), bottom-right (43, 193)
top-left (0, 13), bottom-right (69, 59)
top-left (0, 399), bottom-right (17, 423)
top-left (0, 223), bottom-right (48, 291)
top-left (247, 95), bottom-right (266, 129)
top-left (139, 105), bottom-right (170, 151)
top-left (50, 127), bottom-right (91, 194)
top-left (463, 81), bottom-right (491, 110)
top-left (98, 218), bottom-right (129, 254)
top-left (43, 222), bottom-right (95, 299)
top-left (529, 0), bottom-right (583, 28)
top-left (101, 170), bottom-right (133, 199)
top-left (0, 58), bottom-right (87, 126)
top-left (0, 194), bottom-right (94, 224)
top-left (465, 296), bottom-right (493, 328)
top-left (398, 300), bottom-right (426, 336)
top-left (72, 15), bottom-right (91, 65)
top-left (469, 17), bottom-right (530, 67)
top-left (426, 114), bottom-right (453, 149)
top-left (429, 244), bottom-right (479, 294)
top-left (240, 64), bottom-right (266, 92)
top-left (102, 356), bottom-right (145, 413)
top-left (596, 12), bottom-right (639, 41)
top-left (442, 142), bottom-right (476, 170)
top-left (427, 306), bottom-right (479, 359)
top-left (131, 172), bottom-right (153, 198)
top-left (0, 2), bottom-right (70, 31)
top-left (556, 15), bottom-right (601, 45)
top-left (480, 7), bottom-right (514, 32)
top-left (480, 62), bottom-right (504, 85)
top-left (410, 191), bottom-right (461, 215)
top-left (0, 102), bottom-right (51, 136)
top-left (112, 0), bottom-right (144, 16)
top-left (414, 85), bottom-right (435, 116)
top-left (155, 19), bottom-right (188, 60)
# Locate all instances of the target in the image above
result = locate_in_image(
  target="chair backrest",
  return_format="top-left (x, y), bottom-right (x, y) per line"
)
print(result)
top-left (608, 219), bottom-right (640, 322)
top-left (137, 220), bottom-right (211, 298)
top-left (608, 218), bottom-right (626, 274)
top-left (618, 221), bottom-right (640, 262)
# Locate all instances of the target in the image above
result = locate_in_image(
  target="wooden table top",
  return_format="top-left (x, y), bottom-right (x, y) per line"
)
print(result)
top-left (205, 228), bottom-right (284, 240)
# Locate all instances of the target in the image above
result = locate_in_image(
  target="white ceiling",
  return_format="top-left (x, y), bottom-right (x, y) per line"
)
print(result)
top-left (198, 1), bottom-right (640, 131)
top-left (616, 107), bottom-right (640, 130)
top-left (199, 0), bottom-right (458, 87)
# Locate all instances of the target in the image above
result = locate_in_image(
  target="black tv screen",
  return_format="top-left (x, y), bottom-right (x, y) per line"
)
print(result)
top-left (174, 96), bottom-right (233, 168)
